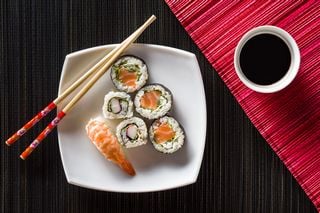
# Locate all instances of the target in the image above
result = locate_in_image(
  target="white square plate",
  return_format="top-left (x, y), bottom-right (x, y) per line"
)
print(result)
top-left (57, 44), bottom-right (206, 192)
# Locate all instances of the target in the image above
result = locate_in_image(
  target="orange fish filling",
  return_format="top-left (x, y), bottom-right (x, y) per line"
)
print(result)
top-left (118, 68), bottom-right (137, 87)
top-left (154, 123), bottom-right (175, 144)
top-left (140, 90), bottom-right (161, 110)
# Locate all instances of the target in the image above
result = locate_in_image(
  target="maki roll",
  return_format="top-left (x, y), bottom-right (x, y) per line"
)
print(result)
top-left (134, 84), bottom-right (172, 119)
top-left (102, 91), bottom-right (133, 119)
top-left (116, 117), bottom-right (148, 148)
top-left (149, 116), bottom-right (185, 154)
top-left (110, 55), bottom-right (148, 93)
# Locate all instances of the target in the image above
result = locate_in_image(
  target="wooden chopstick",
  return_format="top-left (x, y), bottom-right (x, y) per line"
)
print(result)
top-left (5, 47), bottom-right (114, 146)
top-left (19, 15), bottom-right (156, 160)
top-left (5, 15), bottom-right (155, 147)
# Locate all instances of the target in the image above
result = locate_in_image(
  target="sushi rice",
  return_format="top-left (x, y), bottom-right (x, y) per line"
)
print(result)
top-left (102, 91), bottom-right (133, 119)
top-left (134, 84), bottom-right (172, 120)
top-left (116, 117), bottom-right (148, 148)
top-left (110, 55), bottom-right (148, 93)
top-left (149, 116), bottom-right (185, 154)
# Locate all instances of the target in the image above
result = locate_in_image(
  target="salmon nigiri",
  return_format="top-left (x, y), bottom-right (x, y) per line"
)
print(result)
top-left (86, 118), bottom-right (136, 176)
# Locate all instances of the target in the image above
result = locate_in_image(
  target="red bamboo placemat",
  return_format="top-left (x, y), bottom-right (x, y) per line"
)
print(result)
top-left (165, 0), bottom-right (320, 210)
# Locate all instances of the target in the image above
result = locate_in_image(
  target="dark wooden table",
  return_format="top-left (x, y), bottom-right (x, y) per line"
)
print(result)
top-left (0, 1), bottom-right (317, 212)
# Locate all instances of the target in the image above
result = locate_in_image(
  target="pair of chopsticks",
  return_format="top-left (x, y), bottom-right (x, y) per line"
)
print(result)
top-left (6, 15), bottom-right (157, 160)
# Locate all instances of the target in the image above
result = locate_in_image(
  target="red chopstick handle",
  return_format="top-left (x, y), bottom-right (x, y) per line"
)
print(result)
top-left (5, 102), bottom-right (57, 146)
top-left (20, 111), bottom-right (66, 160)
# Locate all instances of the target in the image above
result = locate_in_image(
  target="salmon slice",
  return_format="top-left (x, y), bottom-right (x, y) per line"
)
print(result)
top-left (140, 90), bottom-right (161, 110)
top-left (154, 123), bottom-right (175, 144)
top-left (118, 68), bottom-right (137, 87)
top-left (86, 119), bottom-right (136, 176)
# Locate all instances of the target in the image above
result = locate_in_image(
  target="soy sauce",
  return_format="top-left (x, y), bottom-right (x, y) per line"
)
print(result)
top-left (239, 34), bottom-right (291, 85)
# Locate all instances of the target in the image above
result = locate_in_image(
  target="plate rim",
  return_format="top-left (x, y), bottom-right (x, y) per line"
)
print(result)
top-left (57, 43), bottom-right (207, 192)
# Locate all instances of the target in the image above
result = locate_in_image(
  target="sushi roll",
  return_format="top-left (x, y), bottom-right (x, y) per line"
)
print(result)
top-left (102, 91), bottom-right (133, 119)
top-left (134, 84), bottom-right (172, 119)
top-left (149, 116), bottom-right (185, 154)
top-left (116, 117), bottom-right (148, 148)
top-left (110, 55), bottom-right (148, 93)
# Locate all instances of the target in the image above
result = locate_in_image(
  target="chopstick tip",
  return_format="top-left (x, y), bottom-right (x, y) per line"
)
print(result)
top-left (20, 155), bottom-right (26, 160)
top-left (5, 141), bottom-right (11, 146)
top-left (149, 15), bottom-right (157, 21)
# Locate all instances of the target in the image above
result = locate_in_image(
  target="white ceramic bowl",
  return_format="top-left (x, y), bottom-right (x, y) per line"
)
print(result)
top-left (57, 44), bottom-right (207, 192)
top-left (234, 25), bottom-right (300, 93)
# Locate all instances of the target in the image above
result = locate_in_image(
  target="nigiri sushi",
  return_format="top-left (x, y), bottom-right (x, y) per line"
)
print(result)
top-left (86, 118), bottom-right (136, 176)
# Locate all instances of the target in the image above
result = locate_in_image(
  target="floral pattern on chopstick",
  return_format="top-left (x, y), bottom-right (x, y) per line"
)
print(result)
top-left (5, 102), bottom-right (57, 146)
top-left (20, 111), bottom-right (66, 159)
